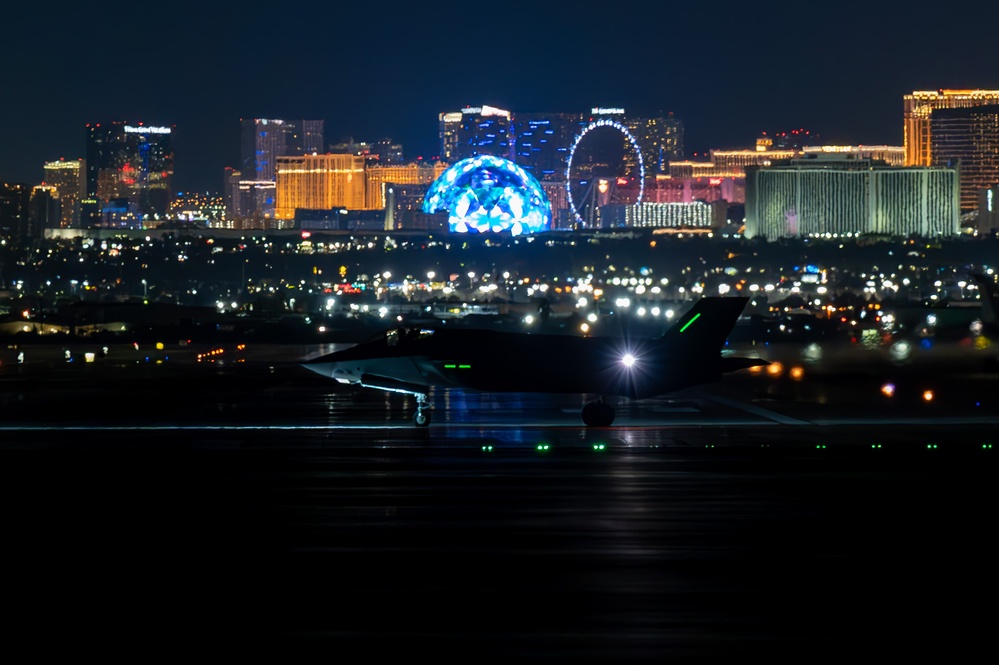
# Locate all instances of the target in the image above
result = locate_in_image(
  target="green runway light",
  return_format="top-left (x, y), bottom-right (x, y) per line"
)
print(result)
top-left (983, 444), bottom-right (993, 449)
top-left (926, 444), bottom-right (938, 449)
top-left (481, 445), bottom-right (493, 452)
top-left (444, 364), bottom-right (456, 369)
top-left (537, 444), bottom-right (550, 451)
top-left (816, 444), bottom-right (826, 449)
top-left (872, 444), bottom-right (882, 449)
top-left (459, 364), bottom-right (471, 369)
top-left (592, 443), bottom-right (606, 451)
top-left (679, 313), bottom-right (701, 333)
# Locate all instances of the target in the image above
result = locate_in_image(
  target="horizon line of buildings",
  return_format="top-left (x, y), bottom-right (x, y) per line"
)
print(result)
top-left (3, 91), bottom-right (999, 240)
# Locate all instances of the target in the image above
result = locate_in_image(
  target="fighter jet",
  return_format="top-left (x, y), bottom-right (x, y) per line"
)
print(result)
top-left (303, 296), bottom-right (766, 427)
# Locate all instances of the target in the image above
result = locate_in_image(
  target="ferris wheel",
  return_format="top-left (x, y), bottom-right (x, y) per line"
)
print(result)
top-left (565, 119), bottom-right (645, 227)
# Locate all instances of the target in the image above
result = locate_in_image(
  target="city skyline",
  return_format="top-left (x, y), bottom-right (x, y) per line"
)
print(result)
top-left (3, 1), bottom-right (998, 192)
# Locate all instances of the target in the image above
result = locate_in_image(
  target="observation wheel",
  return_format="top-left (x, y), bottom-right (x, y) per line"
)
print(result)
top-left (565, 119), bottom-right (644, 227)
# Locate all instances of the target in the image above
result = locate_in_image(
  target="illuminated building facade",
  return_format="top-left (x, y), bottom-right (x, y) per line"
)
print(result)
top-left (274, 154), bottom-right (366, 219)
top-left (978, 185), bottom-right (999, 235)
top-left (801, 145), bottom-right (904, 166)
top-left (0, 182), bottom-right (30, 238)
top-left (745, 156), bottom-right (960, 239)
top-left (626, 113), bottom-right (684, 175)
top-left (439, 106), bottom-right (514, 162)
top-left (929, 104), bottom-right (999, 212)
top-left (438, 112), bottom-right (463, 161)
top-left (904, 90), bottom-right (999, 166)
top-left (43, 158), bottom-right (85, 227)
top-left (236, 119), bottom-right (323, 220)
top-left (648, 176), bottom-right (744, 205)
top-left (28, 185), bottom-right (61, 238)
top-left (240, 118), bottom-right (324, 181)
top-left (513, 112), bottom-right (585, 180)
top-left (169, 192), bottom-right (225, 223)
top-left (600, 201), bottom-right (723, 229)
top-left (365, 163), bottom-right (447, 211)
top-left (85, 121), bottom-right (175, 218)
top-left (423, 155), bottom-right (551, 235)
top-left (225, 167), bottom-right (276, 221)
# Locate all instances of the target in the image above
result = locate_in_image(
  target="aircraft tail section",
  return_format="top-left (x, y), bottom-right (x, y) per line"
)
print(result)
top-left (658, 297), bottom-right (750, 356)
top-left (971, 273), bottom-right (998, 326)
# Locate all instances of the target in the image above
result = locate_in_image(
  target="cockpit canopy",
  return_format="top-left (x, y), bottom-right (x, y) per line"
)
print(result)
top-left (385, 327), bottom-right (436, 347)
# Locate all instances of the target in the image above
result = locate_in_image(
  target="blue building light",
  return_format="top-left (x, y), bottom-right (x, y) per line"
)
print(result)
top-left (423, 155), bottom-right (552, 236)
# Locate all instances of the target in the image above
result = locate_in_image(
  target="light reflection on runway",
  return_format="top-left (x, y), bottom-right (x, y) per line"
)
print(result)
top-left (1, 357), bottom-right (997, 660)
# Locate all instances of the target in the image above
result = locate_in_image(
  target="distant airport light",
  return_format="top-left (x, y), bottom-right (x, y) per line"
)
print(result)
top-left (766, 361), bottom-right (783, 376)
top-left (789, 366), bottom-right (804, 381)
top-left (621, 353), bottom-right (636, 368)
top-left (923, 390), bottom-right (935, 402)
top-left (587, 313), bottom-right (598, 323)
top-left (881, 383), bottom-right (896, 398)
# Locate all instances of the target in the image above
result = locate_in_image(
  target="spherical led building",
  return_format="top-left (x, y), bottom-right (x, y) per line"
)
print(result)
top-left (423, 155), bottom-right (551, 236)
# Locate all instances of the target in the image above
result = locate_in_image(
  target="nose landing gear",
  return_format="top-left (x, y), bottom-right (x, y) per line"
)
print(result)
top-left (581, 398), bottom-right (615, 427)
top-left (414, 393), bottom-right (432, 427)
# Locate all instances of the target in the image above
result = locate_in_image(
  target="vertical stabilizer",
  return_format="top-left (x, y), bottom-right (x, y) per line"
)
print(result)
top-left (658, 297), bottom-right (750, 356)
top-left (971, 273), bottom-right (998, 326)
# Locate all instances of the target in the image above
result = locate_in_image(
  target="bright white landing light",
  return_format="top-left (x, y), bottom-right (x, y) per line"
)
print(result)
top-left (621, 354), bottom-right (636, 367)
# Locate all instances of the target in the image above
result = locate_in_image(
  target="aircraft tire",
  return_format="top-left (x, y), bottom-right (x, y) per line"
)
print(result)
top-left (414, 410), bottom-right (431, 427)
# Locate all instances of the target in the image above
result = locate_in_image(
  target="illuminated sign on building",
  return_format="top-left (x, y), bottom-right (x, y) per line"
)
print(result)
top-left (462, 105), bottom-right (510, 118)
top-left (591, 108), bottom-right (625, 115)
top-left (124, 126), bottom-right (172, 134)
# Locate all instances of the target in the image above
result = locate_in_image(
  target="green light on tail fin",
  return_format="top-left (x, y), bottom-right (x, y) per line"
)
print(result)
top-left (679, 312), bottom-right (701, 333)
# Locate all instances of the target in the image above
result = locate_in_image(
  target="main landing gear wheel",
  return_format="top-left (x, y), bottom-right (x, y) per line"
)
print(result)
top-left (581, 400), bottom-right (615, 427)
top-left (414, 393), bottom-right (431, 427)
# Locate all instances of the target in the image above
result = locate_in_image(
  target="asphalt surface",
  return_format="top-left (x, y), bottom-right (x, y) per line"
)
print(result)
top-left (1, 344), bottom-right (996, 661)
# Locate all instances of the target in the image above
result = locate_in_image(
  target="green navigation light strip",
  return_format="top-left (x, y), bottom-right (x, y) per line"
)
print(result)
top-left (679, 312), bottom-right (701, 333)
top-left (444, 364), bottom-right (456, 369)
top-left (458, 364), bottom-right (472, 369)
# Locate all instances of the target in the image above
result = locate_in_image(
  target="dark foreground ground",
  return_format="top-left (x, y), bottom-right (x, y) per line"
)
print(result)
top-left (1, 346), bottom-right (996, 661)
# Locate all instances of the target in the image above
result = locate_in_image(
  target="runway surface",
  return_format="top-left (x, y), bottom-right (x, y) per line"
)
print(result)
top-left (1, 345), bottom-right (996, 661)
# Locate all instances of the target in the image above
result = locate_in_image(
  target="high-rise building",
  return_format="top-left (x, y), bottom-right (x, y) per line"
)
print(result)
top-left (240, 118), bottom-right (325, 182)
top-left (438, 106), bottom-right (514, 162)
top-left (365, 163), bottom-right (446, 211)
top-left (929, 104), bottom-right (999, 212)
top-left (0, 183), bottom-right (31, 239)
top-left (42, 158), bottom-right (85, 228)
top-left (745, 155), bottom-right (959, 239)
top-left (28, 185), bottom-right (61, 238)
top-left (234, 119), bottom-right (324, 220)
top-left (904, 90), bottom-right (999, 166)
top-left (438, 112), bottom-right (463, 161)
top-left (513, 112), bottom-right (586, 181)
top-left (626, 113), bottom-right (684, 175)
top-left (85, 121), bottom-right (175, 218)
top-left (274, 154), bottom-right (366, 219)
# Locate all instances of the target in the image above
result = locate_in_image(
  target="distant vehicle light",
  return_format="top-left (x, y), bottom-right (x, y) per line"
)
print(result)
top-left (789, 366), bottom-right (804, 380)
top-left (621, 353), bottom-right (636, 367)
top-left (923, 390), bottom-right (935, 402)
top-left (766, 361), bottom-right (783, 376)
top-left (881, 383), bottom-right (896, 397)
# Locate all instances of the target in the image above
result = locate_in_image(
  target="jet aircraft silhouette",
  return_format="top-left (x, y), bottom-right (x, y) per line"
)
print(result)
top-left (304, 296), bottom-right (766, 426)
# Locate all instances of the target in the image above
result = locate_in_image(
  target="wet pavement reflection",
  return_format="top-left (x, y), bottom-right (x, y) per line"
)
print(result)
top-left (1, 355), bottom-right (996, 660)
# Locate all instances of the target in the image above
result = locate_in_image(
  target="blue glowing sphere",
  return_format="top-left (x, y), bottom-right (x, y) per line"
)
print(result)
top-left (423, 155), bottom-right (551, 235)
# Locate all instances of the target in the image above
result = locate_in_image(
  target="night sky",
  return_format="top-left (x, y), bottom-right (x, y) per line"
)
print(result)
top-left (3, 1), bottom-right (998, 193)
